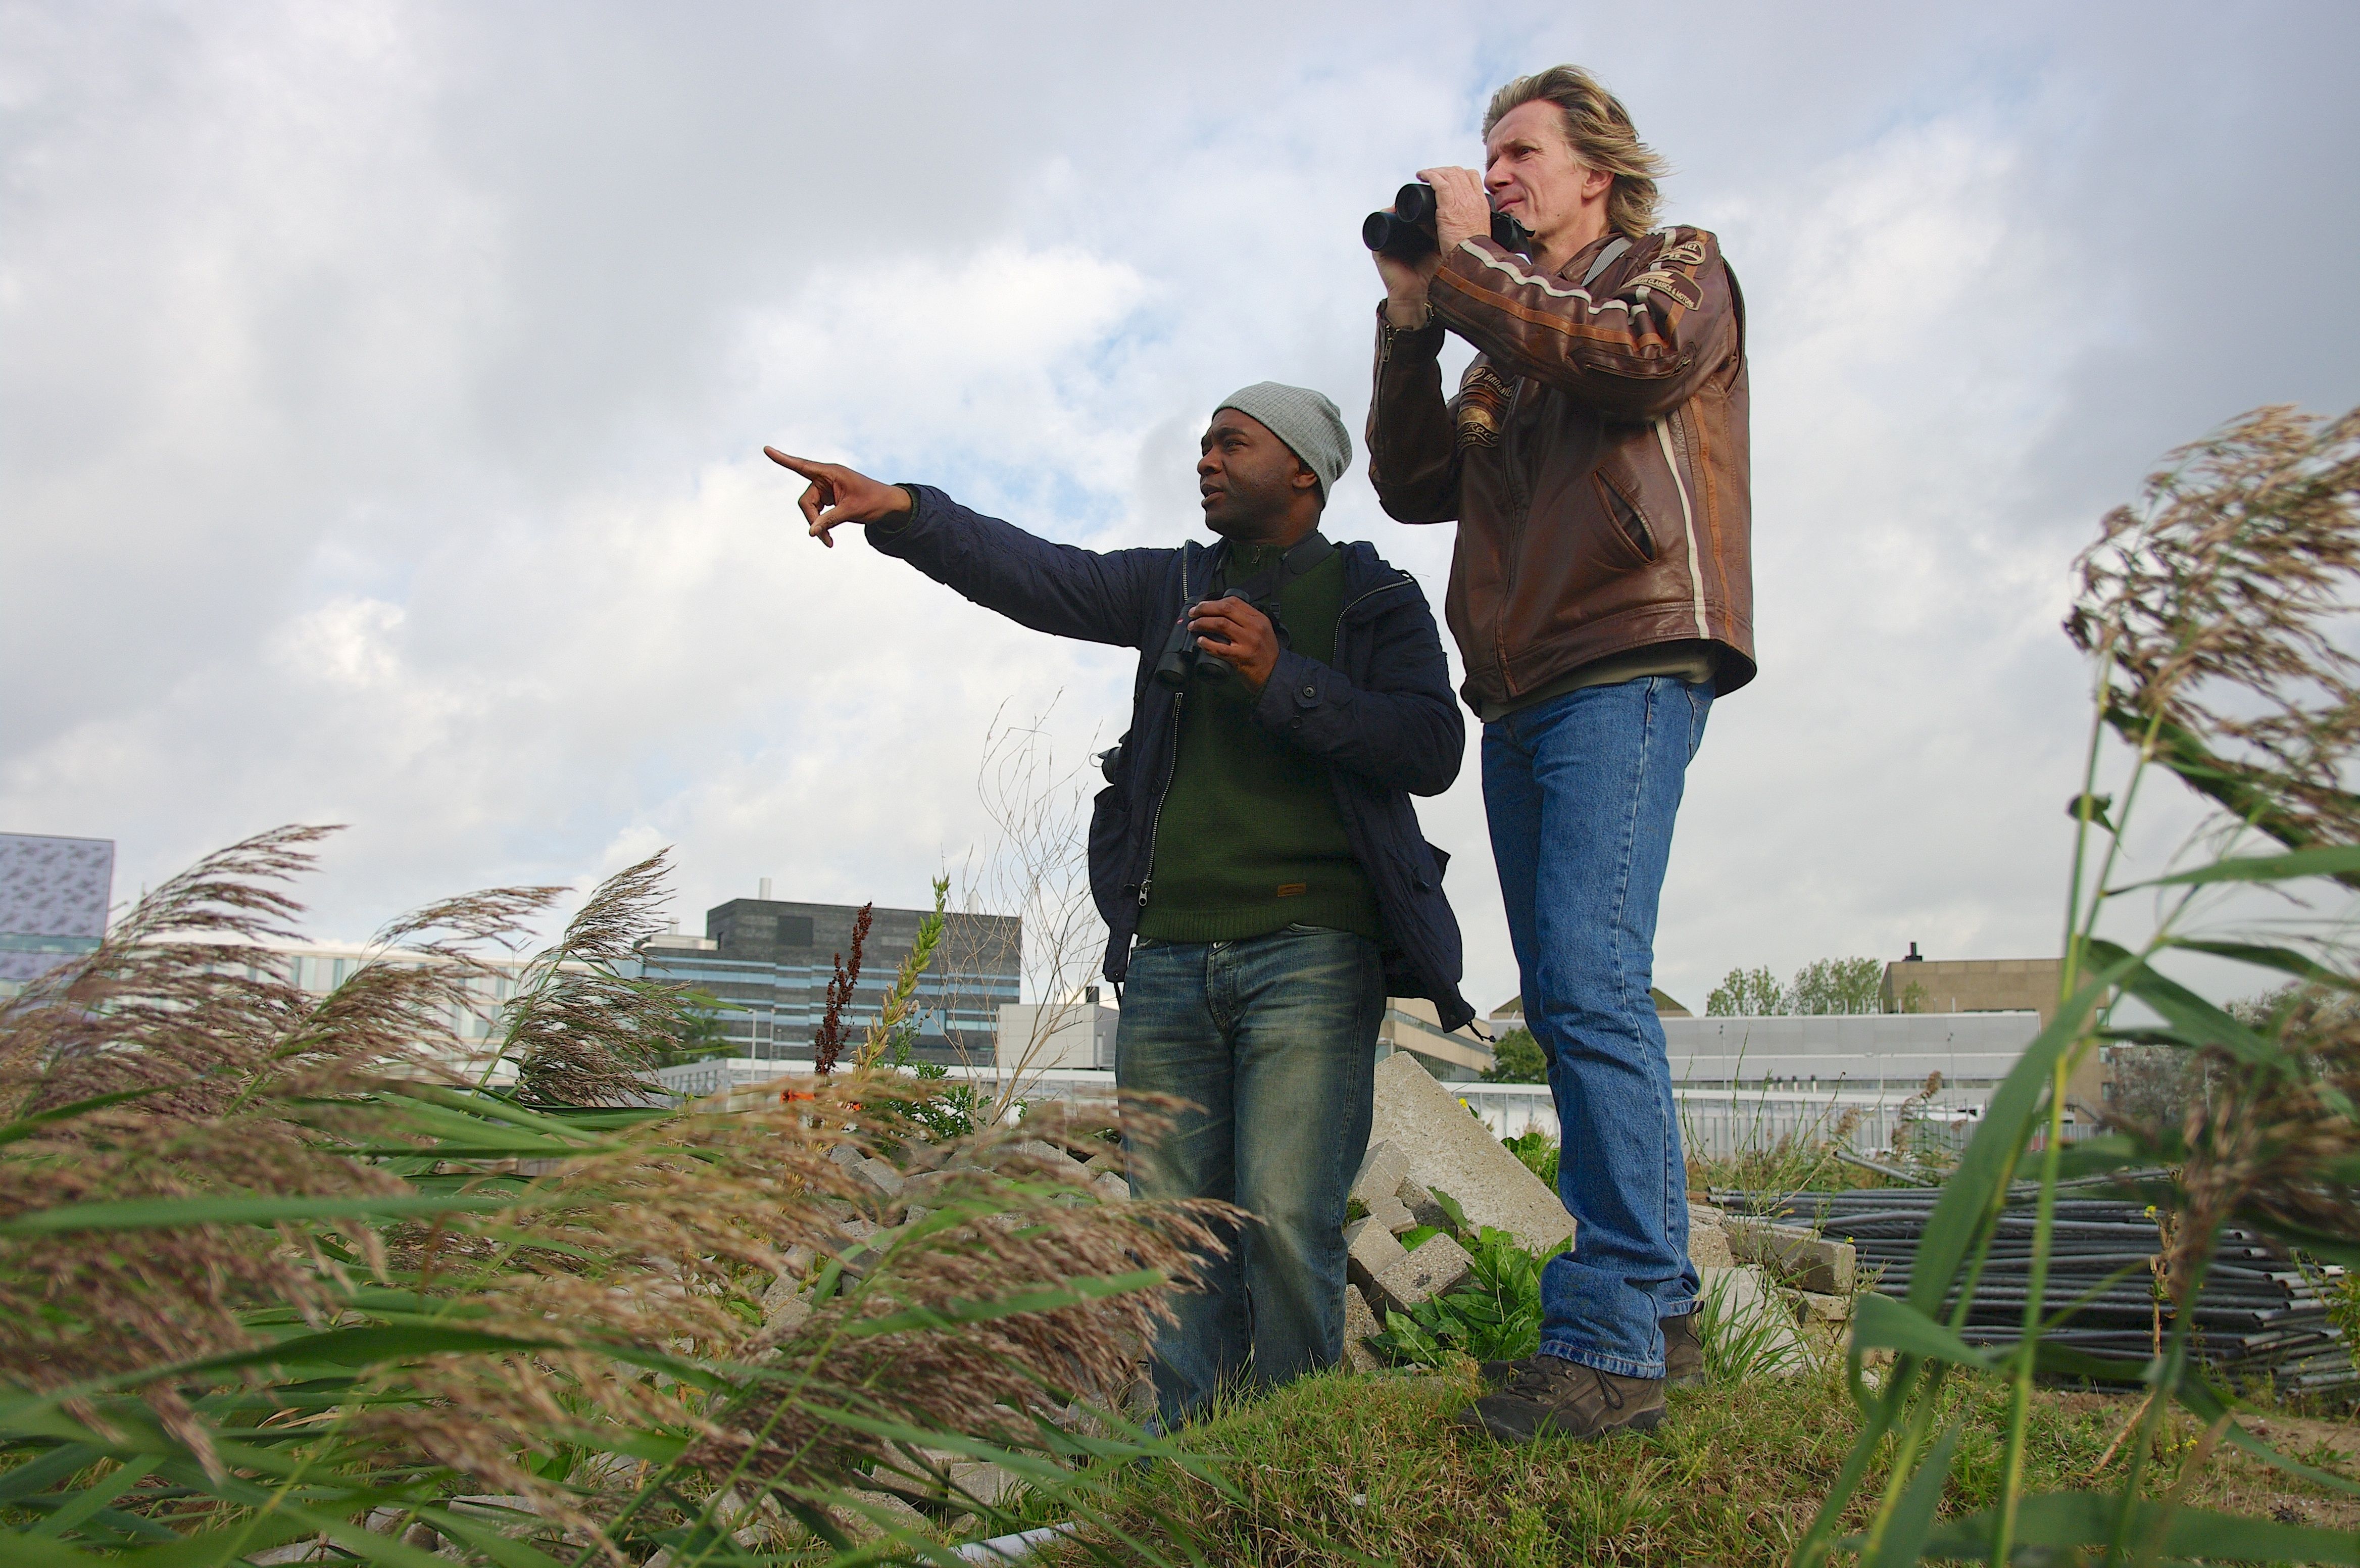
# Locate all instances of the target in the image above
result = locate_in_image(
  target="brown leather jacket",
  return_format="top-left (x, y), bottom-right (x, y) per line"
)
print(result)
top-left (1367, 226), bottom-right (1754, 712)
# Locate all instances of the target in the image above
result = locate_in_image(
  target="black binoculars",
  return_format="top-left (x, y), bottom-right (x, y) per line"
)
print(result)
top-left (1362, 182), bottom-right (1531, 257)
top-left (1152, 605), bottom-right (1238, 689)
top-left (1153, 594), bottom-right (1289, 690)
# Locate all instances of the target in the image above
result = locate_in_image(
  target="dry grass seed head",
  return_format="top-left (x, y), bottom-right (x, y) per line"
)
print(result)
top-left (2067, 406), bottom-right (2360, 846)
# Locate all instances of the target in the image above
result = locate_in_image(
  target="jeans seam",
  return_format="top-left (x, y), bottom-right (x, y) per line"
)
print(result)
top-left (1540, 1340), bottom-right (1659, 1379)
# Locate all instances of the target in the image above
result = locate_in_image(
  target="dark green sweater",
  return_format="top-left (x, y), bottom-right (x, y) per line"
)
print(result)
top-left (1137, 543), bottom-right (1381, 943)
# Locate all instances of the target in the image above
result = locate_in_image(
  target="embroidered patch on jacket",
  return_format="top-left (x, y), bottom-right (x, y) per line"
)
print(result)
top-left (1655, 233), bottom-right (1708, 268)
top-left (1454, 364), bottom-right (1512, 449)
top-left (1625, 269), bottom-right (1702, 311)
top-left (1275, 883), bottom-right (1308, 897)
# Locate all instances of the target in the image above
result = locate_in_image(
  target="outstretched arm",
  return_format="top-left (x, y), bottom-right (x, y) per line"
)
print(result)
top-left (765, 448), bottom-right (1165, 648)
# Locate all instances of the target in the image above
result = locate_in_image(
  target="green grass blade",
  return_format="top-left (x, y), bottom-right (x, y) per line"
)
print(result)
top-left (1849, 1295), bottom-right (1994, 1371)
top-left (0, 1534), bottom-right (114, 1566)
top-left (0, 1191), bottom-right (520, 1236)
top-left (837, 1270), bottom-right (1167, 1337)
top-left (1904, 963), bottom-right (2132, 1320)
top-left (1926, 1492), bottom-right (2360, 1563)
top-left (2162, 937), bottom-right (2360, 992)
top-left (2113, 843), bottom-right (2360, 889)
top-left (2098, 947), bottom-right (2278, 1064)
top-left (24, 1455), bottom-right (154, 1539)
top-left (0, 1086), bottom-right (177, 1148)
top-left (1860, 1420), bottom-right (1961, 1568)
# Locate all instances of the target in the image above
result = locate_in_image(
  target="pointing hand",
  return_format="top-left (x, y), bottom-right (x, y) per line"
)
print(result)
top-left (763, 448), bottom-right (913, 547)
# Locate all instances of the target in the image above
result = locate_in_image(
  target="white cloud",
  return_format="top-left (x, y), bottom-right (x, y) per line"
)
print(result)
top-left (4, 0), bottom-right (2357, 1015)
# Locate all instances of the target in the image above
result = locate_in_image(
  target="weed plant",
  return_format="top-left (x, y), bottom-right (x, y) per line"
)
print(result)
top-left (1795, 405), bottom-right (2360, 1565)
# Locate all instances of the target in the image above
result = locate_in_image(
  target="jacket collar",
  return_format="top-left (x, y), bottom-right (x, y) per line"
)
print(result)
top-left (1177, 535), bottom-right (1409, 610)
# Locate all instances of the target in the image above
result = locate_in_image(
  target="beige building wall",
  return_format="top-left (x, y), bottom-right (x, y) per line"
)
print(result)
top-left (1882, 956), bottom-right (2108, 1114)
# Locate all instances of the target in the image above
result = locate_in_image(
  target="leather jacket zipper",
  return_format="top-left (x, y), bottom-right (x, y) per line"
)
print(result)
top-left (1494, 375), bottom-right (1530, 694)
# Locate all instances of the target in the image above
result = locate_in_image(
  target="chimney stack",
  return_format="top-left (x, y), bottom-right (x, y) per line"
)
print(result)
top-left (758, 877), bottom-right (773, 901)
top-left (1905, 941), bottom-right (1923, 962)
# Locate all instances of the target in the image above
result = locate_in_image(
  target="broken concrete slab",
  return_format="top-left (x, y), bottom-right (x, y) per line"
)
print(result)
top-left (1364, 1193), bottom-right (1417, 1236)
top-left (1344, 1217), bottom-right (1409, 1293)
top-left (764, 1290), bottom-right (814, 1337)
top-left (1686, 1203), bottom-right (1734, 1269)
top-left (853, 1157), bottom-right (906, 1199)
top-left (1091, 1170), bottom-right (1130, 1203)
top-left (1370, 1233), bottom-right (1475, 1316)
top-left (1015, 1139), bottom-right (1091, 1180)
top-left (1725, 1215), bottom-right (1855, 1295)
top-left (828, 1142), bottom-right (866, 1169)
top-left (1350, 1140), bottom-right (1408, 1205)
top-left (1696, 1264), bottom-right (1806, 1376)
top-left (1367, 1052), bottom-right (1574, 1254)
top-left (1342, 1283), bottom-right (1384, 1372)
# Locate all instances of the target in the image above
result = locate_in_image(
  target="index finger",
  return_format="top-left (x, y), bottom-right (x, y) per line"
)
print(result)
top-left (763, 447), bottom-right (834, 481)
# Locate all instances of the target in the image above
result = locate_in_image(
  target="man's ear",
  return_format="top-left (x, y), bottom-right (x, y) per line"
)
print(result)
top-left (1293, 460), bottom-right (1320, 495)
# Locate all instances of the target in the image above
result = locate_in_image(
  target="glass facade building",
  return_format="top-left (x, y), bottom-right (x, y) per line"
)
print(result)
top-left (634, 897), bottom-right (1020, 1065)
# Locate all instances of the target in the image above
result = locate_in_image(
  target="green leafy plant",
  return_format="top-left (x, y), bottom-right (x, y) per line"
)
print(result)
top-left (0, 829), bottom-right (1235, 1564)
top-left (1794, 405), bottom-right (2360, 1567)
top-left (1365, 1198), bottom-right (1566, 1368)
top-left (1499, 1130), bottom-right (1559, 1188)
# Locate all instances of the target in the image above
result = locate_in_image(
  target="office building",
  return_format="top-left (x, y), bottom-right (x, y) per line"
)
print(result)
top-left (635, 896), bottom-right (1021, 1065)
top-left (0, 833), bottom-right (114, 992)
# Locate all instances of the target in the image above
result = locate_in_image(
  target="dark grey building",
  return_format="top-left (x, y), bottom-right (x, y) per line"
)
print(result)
top-left (636, 897), bottom-right (1020, 1065)
top-left (1, 833), bottom-right (115, 987)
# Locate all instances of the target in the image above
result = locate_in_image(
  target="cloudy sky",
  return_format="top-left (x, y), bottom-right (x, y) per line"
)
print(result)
top-left (5, 1), bottom-right (2356, 1014)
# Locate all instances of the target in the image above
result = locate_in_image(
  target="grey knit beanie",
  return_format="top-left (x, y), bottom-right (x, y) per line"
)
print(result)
top-left (1215, 382), bottom-right (1352, 497)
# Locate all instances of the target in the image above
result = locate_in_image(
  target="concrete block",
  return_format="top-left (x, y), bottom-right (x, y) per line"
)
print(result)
top-left (1364, 1193), bottom-right (1418, 1236)
top-left (1686, 1203), bottom-right (1734, 1269)
top-left (1370, 1233), bottom-right (1474, 1315)
top-left (1344, 1216), bottom-right (1408, 1293)
top-left (1092, 1170), bottom-right (1131, 1203)
top-left (1367, 1052), bottom-right (1574, 1254)
top-left (1350, 1140), bottom-right (1409, 1205)
top-left (1342, 1283), bottom-right (1384, 1372)
top-left (1016, 1139), bottom-right (1091, 1180)
top-left (1725, 1216), bottom-right (1855, 1295)
top-left (1696, 1264), bottom-right (1806, 1377)
top-left (1796, 1290), bottom-right (1852, 1322)
top-left (828, 1142), bottom-right (865, 1169)
top-left (761, 1283), bottom-right (814, 1337)
top-left (853, 1157), bottom-right (906, 1199)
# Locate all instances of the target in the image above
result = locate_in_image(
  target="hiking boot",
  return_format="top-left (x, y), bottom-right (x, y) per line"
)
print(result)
top-left (1664, 1311), bottom-right (1704, 1388)
top-left (1479, 1315), bottom-right (1702, 1391)
top-left (1455, 1354), bottom-right (1665, 1444)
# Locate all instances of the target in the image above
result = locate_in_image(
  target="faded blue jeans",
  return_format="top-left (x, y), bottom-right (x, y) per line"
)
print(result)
top-left (1117, 924), bottom-right (1384, 1424)
top-left (1484, 674), bottom-right (1712, 1379)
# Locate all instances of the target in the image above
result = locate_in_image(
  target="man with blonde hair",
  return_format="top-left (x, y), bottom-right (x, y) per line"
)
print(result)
top-left (1366, 64), bottom-right (1753, 1443)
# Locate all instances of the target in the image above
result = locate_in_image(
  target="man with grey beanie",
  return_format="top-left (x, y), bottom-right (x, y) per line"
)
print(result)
top-left (768, 383), bottom-right (1469, 1423)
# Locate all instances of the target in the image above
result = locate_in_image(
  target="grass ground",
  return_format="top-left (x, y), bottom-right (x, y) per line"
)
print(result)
top-left (1012, 1358), bottom-right (2357, 1566)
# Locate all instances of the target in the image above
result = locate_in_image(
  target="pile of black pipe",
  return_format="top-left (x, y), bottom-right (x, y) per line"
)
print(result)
top-left (1710, 1184), bottom-right (2355, 1402)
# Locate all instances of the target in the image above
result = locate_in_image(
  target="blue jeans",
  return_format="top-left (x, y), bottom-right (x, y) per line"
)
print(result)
top-left (1117, 924), bottom-right (1384, 1424)
top-left (1484, 675), bottom-right (1712, 1379)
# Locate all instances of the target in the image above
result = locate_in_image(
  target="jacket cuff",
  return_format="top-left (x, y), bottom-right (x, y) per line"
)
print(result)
top-left (863, 482), bottom-right (939, 555)
top-left (1255, 648), bottom-right (1336, 740)
top-left (1374, 300), bottom-right (1446, 363)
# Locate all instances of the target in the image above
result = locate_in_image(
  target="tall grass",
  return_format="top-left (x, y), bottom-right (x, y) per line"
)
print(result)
top-left (0, 830), bottom-right (1231, 1564)
top-left (1793, 405), bottom-right (2360, 1565)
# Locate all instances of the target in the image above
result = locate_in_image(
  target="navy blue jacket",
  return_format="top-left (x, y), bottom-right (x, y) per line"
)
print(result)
top-left (869, 485), bottom-right (1474, 1031)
